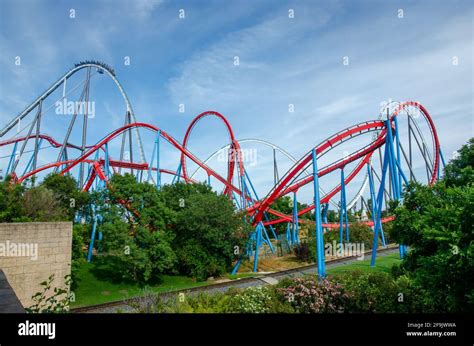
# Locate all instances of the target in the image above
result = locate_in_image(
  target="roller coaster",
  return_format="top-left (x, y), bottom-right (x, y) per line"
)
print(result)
top-left (0, 61), bottom-right (446, 276)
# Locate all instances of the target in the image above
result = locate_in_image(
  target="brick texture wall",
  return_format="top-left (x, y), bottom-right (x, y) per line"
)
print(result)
top-left (0, 222), bottom-right (72, 308)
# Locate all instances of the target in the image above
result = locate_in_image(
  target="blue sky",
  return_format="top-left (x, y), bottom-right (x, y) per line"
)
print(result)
top-left (0, 0), bottom-right (473, 204)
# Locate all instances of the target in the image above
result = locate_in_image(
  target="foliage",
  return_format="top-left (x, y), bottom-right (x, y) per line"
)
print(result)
top-left (276, 277), bottom-right (350, 313)
top-left (89, 174), bottom-right (178, 283)
top-left (0, 176), bottom-right (72, 222)
top-left (345, 222), bottom-right (374, 249)
top-left (41, 173), bottom-right (89, 220)
top-left (100, 221), bottom-right (177, 283)
top-left (26, 274), bottom-right (72, 313)
top-left (226, 286), bottom-right (273, 313)
top-left (390, 181), bottom-right (474, 312)
top-left (104, 173), bottom-right (176, 231)
top-left (444, 138), bottom-right (474, 187)
top-left (22, 186), bottom-right (66, 221)
top-left (0, 177), bottom-right (29, 222)
top-left (161, 182), bottom-right (252, 281)
top-left (294, 242), bottom-right (312, 262)
top-left (333, 271), bottom-right (399, 313)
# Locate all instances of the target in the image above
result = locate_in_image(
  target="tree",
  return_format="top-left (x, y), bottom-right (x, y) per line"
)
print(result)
top-left (92, 174), bottom-right (177, 283)
top-left (161, 183), bottom-right (252, 280)
top-left (0, 176), bottom-right (29, 222)
top-left (41, 173), bottom-right (89, 220)
top-left (0, 176), bottom-right (68, 222)
top-left (444, 138), bottom-right (474, 187)
top-left (23, 186), bottom-right (66, 221)
top-left (391, 182), bottom-right (474, 312)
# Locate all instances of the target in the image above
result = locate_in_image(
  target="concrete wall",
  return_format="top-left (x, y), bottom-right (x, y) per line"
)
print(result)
top-left (0, 222), bottom-right (72, 308)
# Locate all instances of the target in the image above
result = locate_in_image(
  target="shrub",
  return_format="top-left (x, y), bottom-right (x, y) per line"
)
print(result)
top-left (227, 286), bottom-right (274, 313)
top-left (346, 223), bottom-right (374, 249)
top-left (294, 242), bottom-right (312, 262)
top-left (334, 271), bottom-right (399, 313)
top-left (276, 277), bottom-right (349, 313)
top-left (27, 274), bottom-right (72, 313)
top-left (100, 221), bottom-right (177, 283)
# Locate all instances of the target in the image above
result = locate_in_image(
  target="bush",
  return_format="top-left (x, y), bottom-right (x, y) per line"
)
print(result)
top-left (226, 286), bottom-right (274, 313)
top-left (276, 277), bottom-right (349, 313)
top-left (294, 242), bottom-right (312, 262)
top-left (101, 223), bottom-right (177, 283)
top-left (346, 223), bottom-right (375, 249)
top-left (333, 271), bottom-right (399, 313)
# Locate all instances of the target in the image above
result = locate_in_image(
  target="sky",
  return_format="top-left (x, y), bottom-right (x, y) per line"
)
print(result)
top-left (0, 0), bottom-right (473, 205)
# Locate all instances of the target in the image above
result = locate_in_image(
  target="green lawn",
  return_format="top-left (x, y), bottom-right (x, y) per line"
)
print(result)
top-left (71, 261), bottom-right (256, 308)
top-left (326, 252), bottom-right (401, 275)
top-left (71, 261), bottom-right (210, 307)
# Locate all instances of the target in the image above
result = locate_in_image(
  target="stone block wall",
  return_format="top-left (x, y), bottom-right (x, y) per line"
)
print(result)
top-left (0, 222), bottom-right (72, 308)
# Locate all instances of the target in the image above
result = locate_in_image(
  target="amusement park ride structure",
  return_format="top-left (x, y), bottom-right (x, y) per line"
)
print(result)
top-left (0, 61), bottom-right (446, 276)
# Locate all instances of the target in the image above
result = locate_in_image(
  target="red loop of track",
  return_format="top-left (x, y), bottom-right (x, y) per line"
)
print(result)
top-left (180, 111), bottom-right (244, 197)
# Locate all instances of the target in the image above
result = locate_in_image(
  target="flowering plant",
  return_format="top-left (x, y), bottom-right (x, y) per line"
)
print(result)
top-left (277, 277), bottom-right (349, 313)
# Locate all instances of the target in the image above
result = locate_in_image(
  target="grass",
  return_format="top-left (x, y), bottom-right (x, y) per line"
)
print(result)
top-left (326, 252), bottom-right (401, 275)
top-left (71, 261), bottom-right (208, 307)
top-left (72, 261), bottom-right (259, 308)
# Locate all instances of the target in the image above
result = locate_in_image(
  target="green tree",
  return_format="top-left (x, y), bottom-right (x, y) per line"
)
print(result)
top-left (0, 176), bottom-right (29, 222)
top-left (444, 138), bottom-right (474, 187)
top-left (22, 186), bottom-right (66, 221)
top-left (391, 182), bottom-right (474, 312)
top-left (161, 182), bottom-right (252, 280)
top-left (41, 173), bottom-right (89, 220)
top-left (91, 174), bottom-right (177, 283)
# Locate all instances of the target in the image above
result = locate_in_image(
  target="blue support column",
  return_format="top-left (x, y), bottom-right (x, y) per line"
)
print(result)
top-left (367, 163), bottom-right (386, 247)
top-left (22, 139), bottom-right (43, 177)
top-left (292, 191), bottom-right (299, 245)
top-left (244, 169), bottom-right (277, 240)
top-left (240, 175), bottom-right (246, 209)
top-left (387, 120), bottom-right (408, 258)
top-left (156, 131), bottom-right (161, 189)
top-left (339, 167), bottom-right (349, 244)
top-left (87, 206), bottom-right (99, 262)
top-left (371, 143), bottom-right (390, 266)
top-left (438, 148), bottom-right (446, 180)
top-left (261, 225), bottom-right (275, 253)
top-left (439, 148), bottom-right (446, 168)
top-left (285, 222), bottom-right (291, 245)
top-left (386, 120), bottom-right (400, 199)
top-left (172, 162), bottom-right (182, 184)
top-left (231, 259), bottom-right (241, 275)
top-left (253, 223), bottom-right (263, 272)
top-left (393, 116), bottom-right (403, 196)
top-left (322, 203), bottom-right (329, 232)
top-left (6, 142), bottom-right (18, 176)
top-left (312, 149), bottom-right (326, 278)
top-left (232, 192), bottom-right (241, 209)
top-left (104, 143), bottom-right (110, 179)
